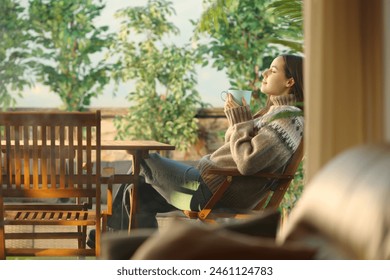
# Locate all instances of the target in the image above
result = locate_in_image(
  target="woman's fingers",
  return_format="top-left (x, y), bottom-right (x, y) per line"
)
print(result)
top-left (226, 93), bottom-right (233, 102)
top-left (225, 93), bottom-right (246, 109)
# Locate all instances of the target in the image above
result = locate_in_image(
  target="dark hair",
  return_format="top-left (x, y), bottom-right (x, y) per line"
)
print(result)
top-left (282, 54), bottom-right (304, 106)
top-left (255, 54), bottom-right (304, 117)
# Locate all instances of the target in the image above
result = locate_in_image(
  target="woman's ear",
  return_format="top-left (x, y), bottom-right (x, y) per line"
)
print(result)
top-left (286, 78), bottom-right (295, 88)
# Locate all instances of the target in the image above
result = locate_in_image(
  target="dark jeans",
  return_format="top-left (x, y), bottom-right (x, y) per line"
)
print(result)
top-left (107, 153), bottom-right (212, 230)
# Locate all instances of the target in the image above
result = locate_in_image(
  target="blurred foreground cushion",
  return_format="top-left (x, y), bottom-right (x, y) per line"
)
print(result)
top-left (101, 210), bottom-right (315, 260)
top-left (278, 144), bottom-right (390, 259)
top-left (131, 217), bottom-right (315, 260)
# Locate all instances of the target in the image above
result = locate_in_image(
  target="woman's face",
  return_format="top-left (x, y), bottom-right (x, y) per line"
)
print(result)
top-left (261, 56), bottom-right (294, 96)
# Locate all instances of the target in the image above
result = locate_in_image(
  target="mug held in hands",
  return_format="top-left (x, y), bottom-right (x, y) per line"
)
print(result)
top-left (221, 89), bottom-right (252, 106)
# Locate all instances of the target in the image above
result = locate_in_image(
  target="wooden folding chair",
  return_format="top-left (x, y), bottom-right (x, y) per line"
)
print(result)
top-left (182, 140), bottom-right (304, 223)
top-left (0, 110), bottom-right (107, 259)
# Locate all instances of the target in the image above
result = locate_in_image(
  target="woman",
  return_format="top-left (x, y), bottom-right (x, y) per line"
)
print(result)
top-left (88, 54), bottom-right (304, 247)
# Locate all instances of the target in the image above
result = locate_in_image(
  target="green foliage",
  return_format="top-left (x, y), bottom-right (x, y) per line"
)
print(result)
top-left (196, 0), bottom-right (238, 32)
top-left (0, 0), bottom-right (33, 109)
top-left (28, 0), bottom-right (114, 111)
top-left (110, 0), bottom-right (203, 152)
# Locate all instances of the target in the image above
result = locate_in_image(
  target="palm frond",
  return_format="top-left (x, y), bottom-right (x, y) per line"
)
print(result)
top-left (268, 111), bottom-right (303, 123)
top-left (267, 0), bottom-right (303, 24)
top-left (266, 38), bottom-right (303, 53)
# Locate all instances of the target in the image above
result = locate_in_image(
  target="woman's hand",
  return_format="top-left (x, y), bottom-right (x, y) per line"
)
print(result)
top-left (224, 93), bottom-right (247, 110)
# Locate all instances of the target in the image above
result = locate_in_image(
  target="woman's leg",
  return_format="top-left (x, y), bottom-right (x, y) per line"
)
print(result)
top-left (108, 153), bottom-right (212, 230)
top-left (135, 180), bottom-right (178, 228)
top-left (140, 153), bottom-right (212, 211)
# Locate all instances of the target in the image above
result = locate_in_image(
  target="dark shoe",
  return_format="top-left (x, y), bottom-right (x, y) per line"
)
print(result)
top-left (87, 229), bottom-right (95, 249)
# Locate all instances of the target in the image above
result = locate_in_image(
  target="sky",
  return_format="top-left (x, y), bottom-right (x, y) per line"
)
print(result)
top-left (15, 0), bottom-right (229, 108)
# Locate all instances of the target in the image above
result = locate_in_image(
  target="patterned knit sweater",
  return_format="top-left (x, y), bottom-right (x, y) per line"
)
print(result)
top-left (197, 95), bottom-right (303, 210)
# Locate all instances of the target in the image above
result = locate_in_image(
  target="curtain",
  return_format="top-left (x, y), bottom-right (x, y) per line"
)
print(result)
top-left (303, 0), bottom-right (385, 181)
top-left (385, 0), bottom-right (390, 142)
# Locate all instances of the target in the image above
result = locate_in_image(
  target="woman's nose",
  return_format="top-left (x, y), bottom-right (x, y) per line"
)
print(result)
top-left (261, 68), bottom-right (269, 78)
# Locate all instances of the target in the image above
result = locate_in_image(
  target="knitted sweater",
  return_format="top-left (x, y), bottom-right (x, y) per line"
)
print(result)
top-left (197, 95), bottom-right (303, 210)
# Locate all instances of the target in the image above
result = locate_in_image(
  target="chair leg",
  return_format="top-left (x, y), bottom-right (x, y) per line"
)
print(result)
top-left (0, 225), bottom-right (5, 260)
top-left (0, 199), bottom-right (6, 260)
top-left (102, 215), bottom-right (107, 232)
top-left (77, 225), bottom-right (87, 249)
top-left (95, 225), bottom-right (100, 256)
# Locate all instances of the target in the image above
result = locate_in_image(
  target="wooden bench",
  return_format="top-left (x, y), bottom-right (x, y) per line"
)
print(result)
top-left (0, 110), bottom-right (108, 259)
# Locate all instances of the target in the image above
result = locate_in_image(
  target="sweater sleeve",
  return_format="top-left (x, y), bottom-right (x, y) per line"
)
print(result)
top-left (224, 105), bottom-right (252, 127)
top-left (223, 105), bottom-right (253, 144)
top-left (228, 116), bottom-right (303, 175)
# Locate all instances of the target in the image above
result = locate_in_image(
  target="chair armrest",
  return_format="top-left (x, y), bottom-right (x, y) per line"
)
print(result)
top-left (207, 167), bottom-right (294, 180)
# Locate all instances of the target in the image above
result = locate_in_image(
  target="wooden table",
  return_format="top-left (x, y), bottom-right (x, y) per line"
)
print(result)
top-left (101, 140), bottom-right (175, 231)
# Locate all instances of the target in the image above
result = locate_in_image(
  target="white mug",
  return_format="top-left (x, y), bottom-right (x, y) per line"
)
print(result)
top-left (221, 89), bottom-right (252, 105)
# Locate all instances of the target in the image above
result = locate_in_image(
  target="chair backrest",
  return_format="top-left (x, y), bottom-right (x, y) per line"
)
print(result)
top-left (0, 111), bottom-right (101, 202)
top-left (255, 139), bottom-right (304, 211)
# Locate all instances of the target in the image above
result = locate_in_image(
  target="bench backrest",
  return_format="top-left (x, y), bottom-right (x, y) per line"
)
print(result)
top-left (0, 111), bottom-right (101, 201)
